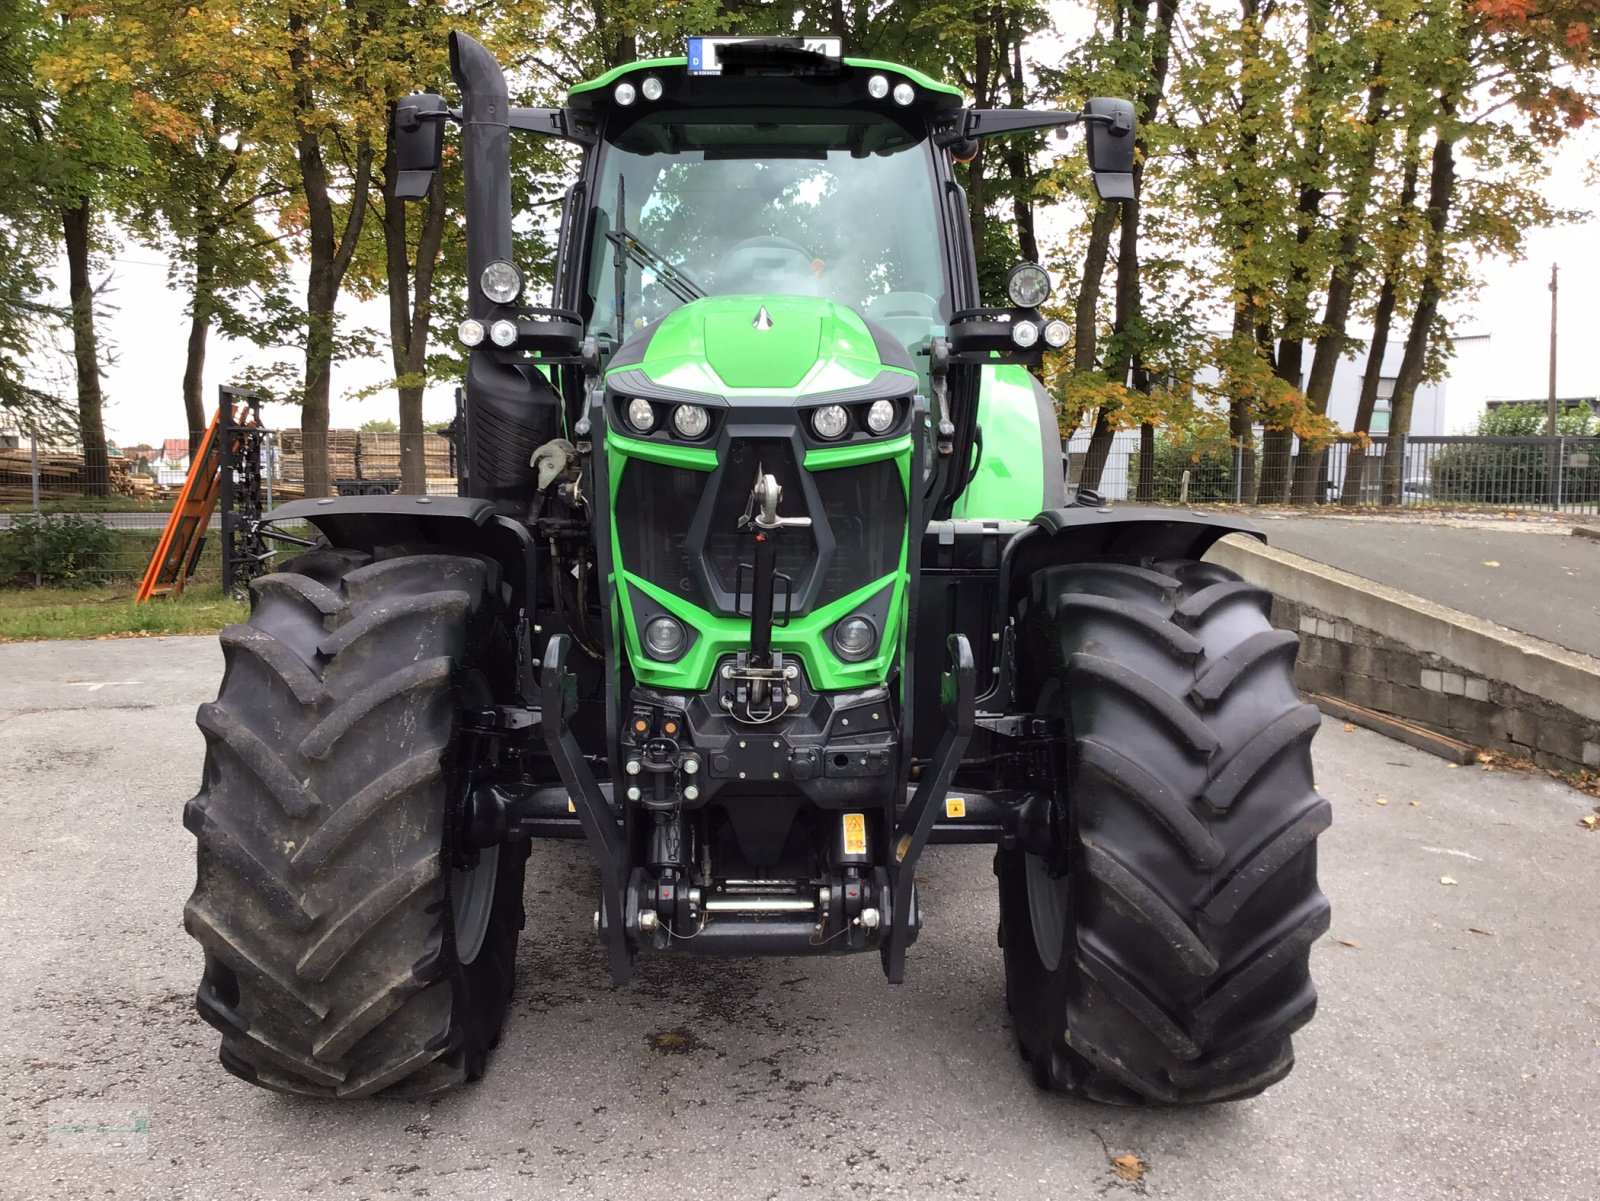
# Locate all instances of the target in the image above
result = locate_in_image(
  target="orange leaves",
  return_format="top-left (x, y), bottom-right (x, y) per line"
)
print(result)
top-left (1471, 0), bottom-right (1537, 27)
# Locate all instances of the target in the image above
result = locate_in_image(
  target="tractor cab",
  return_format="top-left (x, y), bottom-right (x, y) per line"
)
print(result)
top-left (566, 43), bottom-right (968, 371)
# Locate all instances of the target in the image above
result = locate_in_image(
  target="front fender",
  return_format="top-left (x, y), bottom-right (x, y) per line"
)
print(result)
top-left (990, 505), bottom-right (1265, 708)
top-left (263, 494), bottom-right (536, 607)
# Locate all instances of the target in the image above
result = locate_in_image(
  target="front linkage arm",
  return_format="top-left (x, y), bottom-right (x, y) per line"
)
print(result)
top-left (883, 633), bottom-right (976, 983)
top-left (541, 633), bottom-right (634, 985)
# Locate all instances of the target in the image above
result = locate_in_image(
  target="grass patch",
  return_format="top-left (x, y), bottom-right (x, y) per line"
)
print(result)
top-left (0, 581), bottom-right (245, 642)
top-left (0, 496), bottom-right (174, 513)
top-left (0, 531), bottom-right (245, 641)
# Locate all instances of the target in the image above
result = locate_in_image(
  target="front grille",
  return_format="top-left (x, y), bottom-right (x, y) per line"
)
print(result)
top-left (613, 435), bottom-right (905, 615)
top-left (615, 460), bottom-right (704, 601)
top-left (812, 461), bottom-right (906, 605)
top-left (704, 439), bottom-right (815, 595)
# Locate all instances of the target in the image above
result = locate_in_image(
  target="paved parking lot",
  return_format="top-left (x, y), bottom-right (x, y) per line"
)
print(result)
top-left (2, 637), bottom-right (1597, 1201)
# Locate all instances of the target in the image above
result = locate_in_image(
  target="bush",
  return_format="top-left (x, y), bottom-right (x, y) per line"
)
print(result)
top-left (0, 513), bottom-right (118, 588)
top-left (1430, 404), bottom-right (1600, 506)
top-left (1129, 434), bottom-right (1238, 503)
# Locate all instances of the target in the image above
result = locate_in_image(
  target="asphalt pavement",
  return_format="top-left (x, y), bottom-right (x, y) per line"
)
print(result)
top-left (2, 637), bottom-right (1598, 1201)
top-left (1250, 516), bottom-right (1600, 657)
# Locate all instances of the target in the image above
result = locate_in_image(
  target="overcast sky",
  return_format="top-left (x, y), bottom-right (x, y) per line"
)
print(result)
top-left (27, 28), bottom-right (1600, 446)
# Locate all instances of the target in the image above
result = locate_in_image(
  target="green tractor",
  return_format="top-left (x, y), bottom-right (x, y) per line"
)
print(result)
top-left (184, 33), bottom-right (1329, 1105)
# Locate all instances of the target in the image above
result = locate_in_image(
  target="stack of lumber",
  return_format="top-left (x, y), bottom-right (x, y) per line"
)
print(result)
top-left (0, 448), bottom-right (142, 502)
top-left (277, 428), bottom-right (454, 486)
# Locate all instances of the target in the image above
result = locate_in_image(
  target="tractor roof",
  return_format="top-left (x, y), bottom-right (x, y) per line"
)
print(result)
top-left (567, 53), bottom-right (964, 118)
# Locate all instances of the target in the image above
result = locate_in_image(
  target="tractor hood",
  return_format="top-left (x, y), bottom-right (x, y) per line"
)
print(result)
top-left (608, 294), bottom-right (916, 396)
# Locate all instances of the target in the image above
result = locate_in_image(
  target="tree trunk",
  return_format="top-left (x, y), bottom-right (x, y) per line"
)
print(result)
top-left (1072, 203), bottom-right (1121, 492)
top-left (382, 122), bottom-right (449, 496)
top-left (1136, 422), bottom-right (1156, 500)
top-left (183, 247), bottom-right (215, 458)
top-left (1341, 145), bottom-right (1416, 508)
top-left (62, 199), bottom-right (108, 498)
top-left (1292, 73), bottom-right (1390, 504)
top-left (290, 9), bottom-right (372, 498)
top-left (1382, 129), bottom-right (1455, 506)
top-left (1230, 305), bottom-right (1260, 504)
top-left (1000, 34), bottom-right (1039, 263)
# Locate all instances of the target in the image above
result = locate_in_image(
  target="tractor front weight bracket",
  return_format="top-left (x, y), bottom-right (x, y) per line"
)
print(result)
top-left (883, 633), bottom-right (976, 984)
top-left (541, 633), bottom-right (635, 985)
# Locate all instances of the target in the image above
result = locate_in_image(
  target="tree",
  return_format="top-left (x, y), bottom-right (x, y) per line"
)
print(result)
top-left (9, 1), bottom-right (148, 494)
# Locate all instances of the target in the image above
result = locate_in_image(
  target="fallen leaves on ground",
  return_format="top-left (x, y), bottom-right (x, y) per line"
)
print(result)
top-left (1335, 938), bottom-right (1359, 948)
top-left (1375, 796), bottom-right (1389, 805)
top-left (1113, 1155), bottom-right (1148, 1182)
top-left (1483, 560), bottom-right (1501, 567)
top-left (1410, 800), bottom-right (1422, 807)
top-left (1580, 814), bottom-right (1598, 830)
top-left (1440, 876), bottom-right (1459, 886)
top-left (1467, 928), bottom-right (1493, 937)
top-left (1343, 722), bottom-right (1356, 733)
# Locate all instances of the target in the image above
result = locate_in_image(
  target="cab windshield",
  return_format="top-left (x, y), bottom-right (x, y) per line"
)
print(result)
top-left (586, 108), bottom-right (949, 352)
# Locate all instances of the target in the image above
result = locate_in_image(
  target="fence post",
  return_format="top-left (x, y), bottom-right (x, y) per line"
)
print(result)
top-left (29, 430), bottom-right (41, 515)
top-left (1234, 442), bottom-right (1243, 504)
top-left (1554, 437), bottom-right (1565, 510)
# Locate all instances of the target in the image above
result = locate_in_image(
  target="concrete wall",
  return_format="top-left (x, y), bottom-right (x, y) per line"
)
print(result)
top-left (1209, 535), bottom-right (1600, 776)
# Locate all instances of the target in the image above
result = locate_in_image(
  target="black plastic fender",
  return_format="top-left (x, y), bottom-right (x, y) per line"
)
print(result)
top-left (992, 505), bottom-right (1266, 707)
top-left (262, 494), bottom-right (537, 611)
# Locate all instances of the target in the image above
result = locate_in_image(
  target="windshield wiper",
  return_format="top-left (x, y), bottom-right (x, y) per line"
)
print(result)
top-left (605, 225), bottom-right (705, 307)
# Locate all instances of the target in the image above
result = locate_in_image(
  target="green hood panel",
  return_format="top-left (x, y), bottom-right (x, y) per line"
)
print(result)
top-left (613, 295), bottom-right (910, 395)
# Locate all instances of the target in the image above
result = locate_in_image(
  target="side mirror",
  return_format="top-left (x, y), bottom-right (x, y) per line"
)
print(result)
top-left (1084, 97), bottom-right (1136, 201)
top-left (393, 93), bottom-right (448, 200)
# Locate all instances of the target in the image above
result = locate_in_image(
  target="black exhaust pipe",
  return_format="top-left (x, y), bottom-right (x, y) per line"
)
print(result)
top-left (448, 31), bottom-right (558, 507)
top-left (449, 32), bottom-right (514, 323)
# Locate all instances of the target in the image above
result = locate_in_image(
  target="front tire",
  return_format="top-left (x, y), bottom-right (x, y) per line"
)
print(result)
top-left (183, 547), bottom-right (527, 1098)
top-left (999, 559), bottom-right (1330, 1105)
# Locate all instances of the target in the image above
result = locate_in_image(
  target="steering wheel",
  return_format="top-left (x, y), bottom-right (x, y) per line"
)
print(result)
top-left (724, 235), bottom-right (813, 259)
top-left (717, 236), bottom-right (821, 291)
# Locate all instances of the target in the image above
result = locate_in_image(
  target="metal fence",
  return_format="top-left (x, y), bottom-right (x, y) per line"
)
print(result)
top-left (0, 427), bottom-right (461, 588)
top-left (1067, 432), bottom-right (1600, 514)
top-left (3, 424), bottom-right (1596, 591)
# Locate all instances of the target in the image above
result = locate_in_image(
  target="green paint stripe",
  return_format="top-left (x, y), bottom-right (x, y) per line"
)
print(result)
top-left (804, 434), bottom-right (913, 471)
top-left (842, 58), bottom-right (962, 96)
top-left (569, 57), bottom-right (687, 95)
top-left (570, 56), bottom-right (959, 99)
top-left (605, 430), bottom-right (717, 470)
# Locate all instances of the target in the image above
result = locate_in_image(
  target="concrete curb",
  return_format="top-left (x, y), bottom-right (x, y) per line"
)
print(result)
top-left (1208, 534), bottom-right (1600, 774)
top-left (1574, 524), bottom-right (1600, 543)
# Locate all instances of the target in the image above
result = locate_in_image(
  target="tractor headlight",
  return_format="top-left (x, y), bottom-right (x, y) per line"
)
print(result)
top-left (671, 404), bottom-right (709, 439)
top-left (866, 399), bottom-right (896, 433)
top-left (614, 81), bottom-right (637, 106)
top-left (641, 76), bottom-right (663, 101)
top-left (489, 319), bottom-right (519, 347)
top-left (1012, 319), bottom-right (1040, 349)
top-left (867, 74), bottom-right (889, 99)
top-left (832, 615), bottom-right (876, 661)
top-left (643, 616), bottom-right (687, 660)
top-left (626, 397), bottom-right (655, 432)
top-left (811, 404), bottom-right (849, 440)
top-left (1006, 262), bottom-right (1051, 308)
top-left (1043, 319), bottom-right (1070, 348)
top-left (480, 260), bottom-right (523, 304)
top-left (892, 82), bottom-right (915, 106)
top-left (457, 318), bottom-right (485, 347)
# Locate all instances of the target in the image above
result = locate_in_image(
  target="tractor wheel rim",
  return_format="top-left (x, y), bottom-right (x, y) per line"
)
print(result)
top-left (1025, 852), bottom-right (1067, 973)
top-left (451, 852), bottom-right (499, 966)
